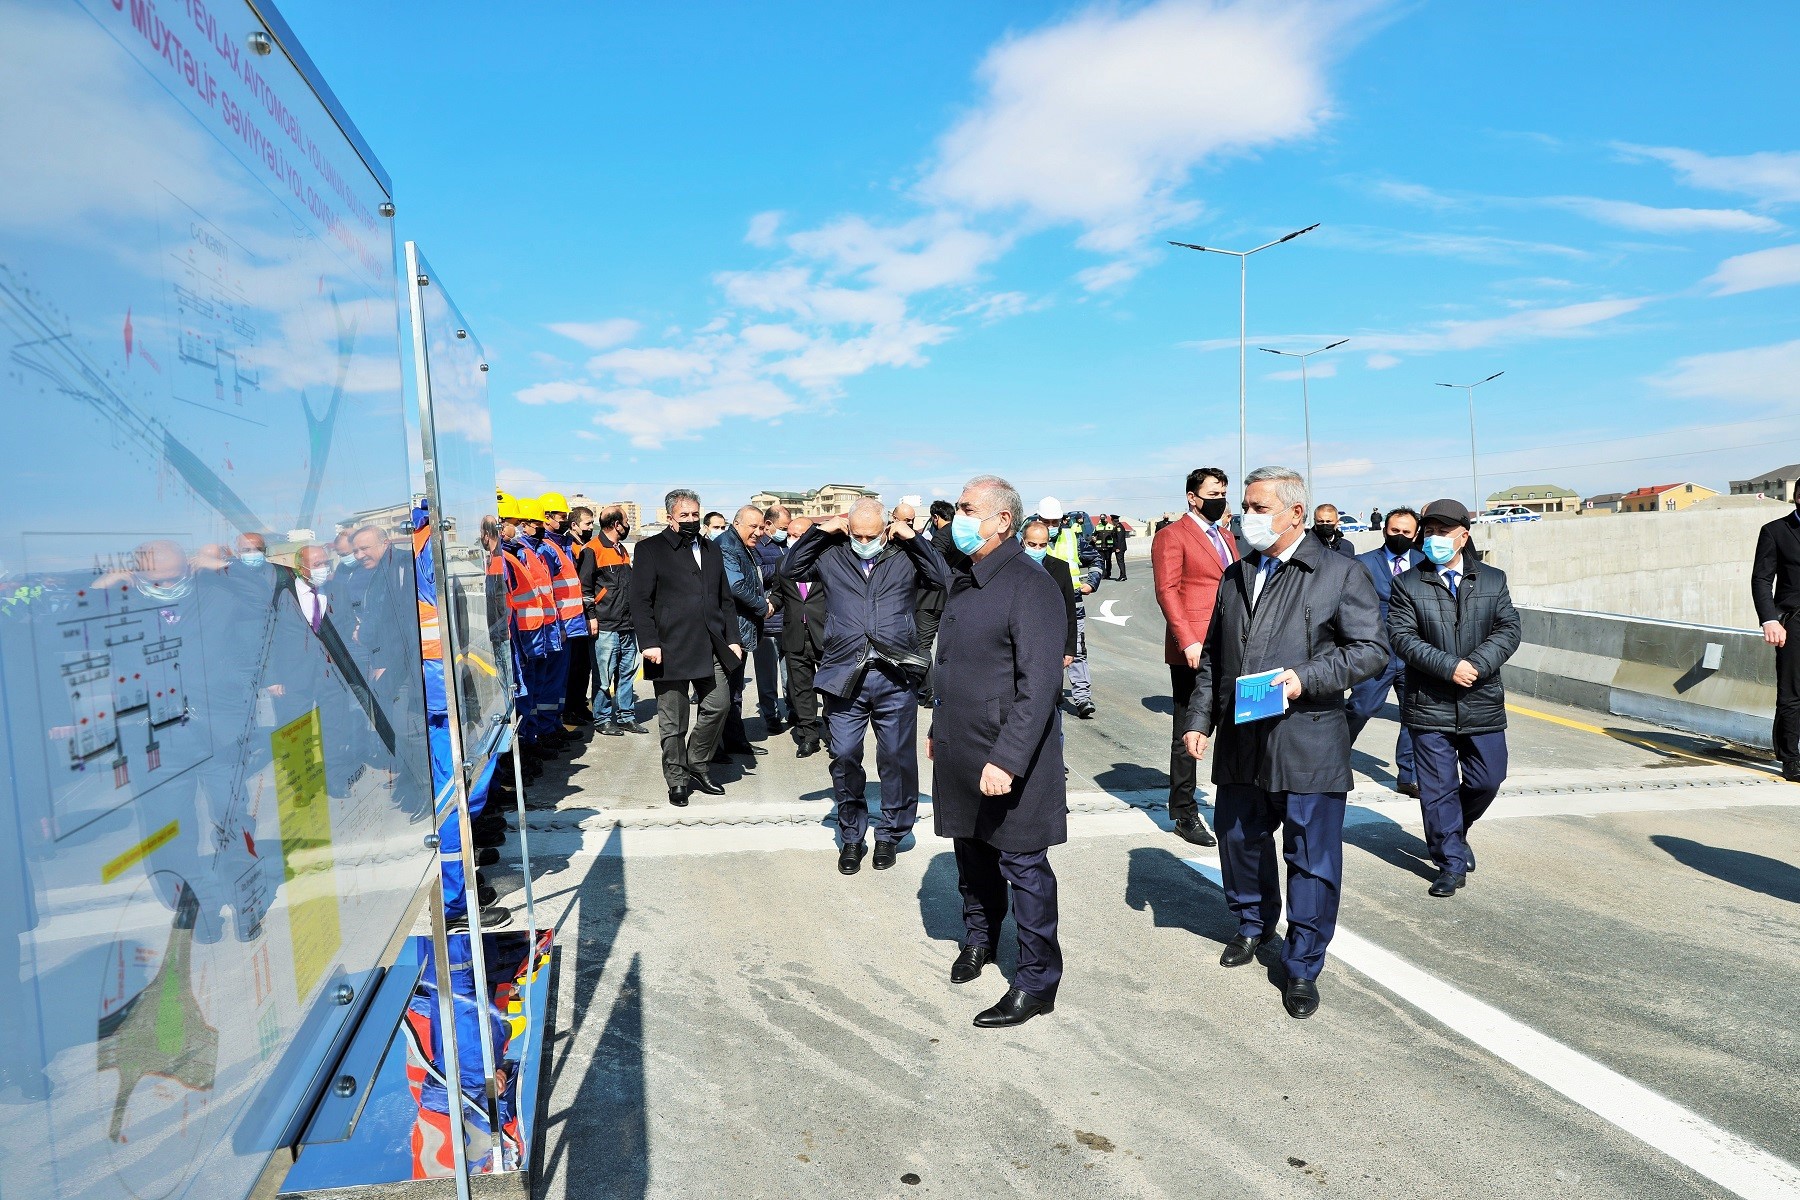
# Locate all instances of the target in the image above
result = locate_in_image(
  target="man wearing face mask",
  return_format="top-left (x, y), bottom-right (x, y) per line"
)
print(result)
top-left (752, 505), bottom-right (794, 734)
top-left (1180, 466), bottom-right (1388, 1019)
top-left (914, 501), bottom-right (957, 706)
top-left (628, 489), bottom-right (743, 806)
top-left (1310, 504), bottom-right (1356, 558)
top-left (703, 512), bottom-right (728, 540)
top-left (1348, 507), bottom-right (1425, 797)
top-left (1033, 497), bottom-right (1102, 719)
top-left (1387, 499), bottom-right (1522, 898)
top-left (1752, 495), bottom-right (1800, 782)
top-left (781, 498), bottom-right (948, 874)
top-left (1021, 522), bottom-right (1079, 664)
top-left (562, 505), bottom-right (600, 725)
top-left (931, 475), bottom-right (1069, 1028)
top-left (292, 544), bottom-right (335, 636)
top-left (1152, 467), bottom-right (1238, 848)
top-left (716, 504), bottom-right (772, 764)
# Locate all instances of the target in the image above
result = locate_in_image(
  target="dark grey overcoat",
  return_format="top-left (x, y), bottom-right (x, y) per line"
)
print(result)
top-left (929, 537), bottom-right (1068, 852)
top-left (1181, 531), bottom-right (1389, 794)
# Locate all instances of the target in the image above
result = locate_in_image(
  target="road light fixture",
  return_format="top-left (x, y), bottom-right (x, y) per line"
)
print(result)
top-left (1436, 371), bottom-right (1505, 513)
top-left (1258, 338), bottom-right (1347, 492)
top-left (1170, 223), bottom-right (1319, 490)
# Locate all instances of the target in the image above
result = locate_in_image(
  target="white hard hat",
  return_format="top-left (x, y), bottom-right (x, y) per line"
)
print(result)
top-left (1038, 496), bottom-right (1065, 520)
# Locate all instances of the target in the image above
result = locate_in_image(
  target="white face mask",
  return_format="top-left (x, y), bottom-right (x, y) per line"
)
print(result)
top-left (1241, 511), bottom-right (1286, 553)
top-left (308, 566), bottom-right (332, 587)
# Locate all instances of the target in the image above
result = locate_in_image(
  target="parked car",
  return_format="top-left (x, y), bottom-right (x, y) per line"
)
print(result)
top-left (1336, 517), bottom-right (1370, 534)
top-left (1475, 505), bottom-right (1543, 525)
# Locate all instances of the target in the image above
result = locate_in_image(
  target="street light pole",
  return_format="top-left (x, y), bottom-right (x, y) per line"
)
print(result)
top-left (1259, 338), bottom-right (1347, 489)
top-left (1171, 223), bottom-right (1318, 490)
top-left (1436, 371), bottom-right (1504, 513)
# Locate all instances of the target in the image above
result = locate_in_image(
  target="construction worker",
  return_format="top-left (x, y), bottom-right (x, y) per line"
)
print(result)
top-left (1034, 497), bottom-right (1103, 719)
top-left (509, 496), bottom-right (566, 758)
top-left (537, 492), bottom-right (593, 739)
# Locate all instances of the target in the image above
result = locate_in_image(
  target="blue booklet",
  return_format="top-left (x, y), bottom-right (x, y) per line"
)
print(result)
top-left (1234, 669), bottom-right (1288, 725)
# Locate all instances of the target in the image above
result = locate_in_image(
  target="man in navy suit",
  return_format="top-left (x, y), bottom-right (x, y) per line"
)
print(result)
top-left (1348, 507), bottom-right (1424, 796)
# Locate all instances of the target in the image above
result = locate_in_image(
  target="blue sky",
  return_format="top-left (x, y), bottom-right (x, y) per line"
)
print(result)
top-left (292, 0), bottom-right (1800, 519)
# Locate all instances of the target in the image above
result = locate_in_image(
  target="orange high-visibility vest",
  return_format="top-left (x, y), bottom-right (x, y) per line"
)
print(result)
top-left (412, 525), bottom-right (442, 661)
top-left (544, 538), bottom-right (585, 626)
top-left (504, 548), bottom-right (552, 631)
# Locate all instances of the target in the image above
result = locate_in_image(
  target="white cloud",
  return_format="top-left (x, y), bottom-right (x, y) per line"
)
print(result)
top-left (496, 466), bottom-right (549, 490)
top-left (1617, 143), bottom-right (1800, 205)
top-left (768, 321), bottom-right (952, 393)
top-left (587, 346), bottom-right (716, 383)
top-left (516, 381), bottom-right (605, 405)
top-left (1704, 244), bottom-right (1800, 295)
top-left (1359, 297), bottom-right (1649, 354)
top-left (1267, 361), bottom-right (1337, 382)
top-left (1076, 259), bottom-right (1144, 291)
top-left (594, 378), bottom-right (799, 448)
top-left (923, 0), bottom-right (1362, 250)
top-left (1365, 353), bottom-right (1401, 370)
top-left (786, 214), bottom-right (1006, 294)
top-left (746, 210), bottom-right (783, 247)
top-left (1543, 196), bottom-right (1781, 234)
top-left (1323, 226), bottom-right (1590, 263)
top-left (546, 318), bottom-right (641, 350)
top-left (716, 266), bottom-right (908, 325)
top-left (1653, 339), bottom-right (1800, 404)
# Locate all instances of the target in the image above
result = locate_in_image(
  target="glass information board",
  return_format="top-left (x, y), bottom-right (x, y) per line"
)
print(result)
top-left (0, 2), bottom-right (434, 1197)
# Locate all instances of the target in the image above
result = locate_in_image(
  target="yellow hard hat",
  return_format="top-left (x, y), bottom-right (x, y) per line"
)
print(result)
top-left (538, 491), bottom-right (570, 514)
top-left (517, 497), bottom-right (546, 522)
top-left (495, 492), bottom-right (519, 520)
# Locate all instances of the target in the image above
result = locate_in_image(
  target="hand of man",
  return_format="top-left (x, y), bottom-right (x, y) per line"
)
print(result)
top-left (1184, 642), bottom-right (1204, 670)
top-left (888, 520), bottom-right (915, 541)
top-left (1765, 620), bottom-right (1789, 648)
top-left (1063, 655), bottom-right (1074, 668)
top-left (643, 647), bottom-right (662, 665)
top-left (1183, 731), bottom-right (1208, 760)
top-left (819, 515), bottom-right (849, 535)
top-left (588, 617), bottom-right (599, 636)
top-left (926, 737), bottom-right (934, 761)
top-left (765, 600), bottom-right (775, 618)
top-left (1271, 668), bottom-right (1303, 700)
top-left (1452, 659), bottom-right (1480, 687)
top-left (729, 644), bottom-right (744, 660)
top-left (979, 763), bottom-right (1014, 796)
top-left (1078, 583), bottom-right (1093, 594)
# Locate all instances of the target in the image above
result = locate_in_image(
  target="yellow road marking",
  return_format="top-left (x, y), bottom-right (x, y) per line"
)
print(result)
top-left (1504, 702), bottom-right (1779, 776)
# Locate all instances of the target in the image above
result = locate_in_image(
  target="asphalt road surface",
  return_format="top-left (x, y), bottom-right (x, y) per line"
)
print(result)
top-left (493, 561), bottom-right (1800, 1200)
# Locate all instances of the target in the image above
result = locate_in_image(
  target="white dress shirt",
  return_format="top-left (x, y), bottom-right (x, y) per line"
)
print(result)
top-left (1250, 533), bottom-right (1302, 606)
top-left (294, 576), bottom-right (331, 629)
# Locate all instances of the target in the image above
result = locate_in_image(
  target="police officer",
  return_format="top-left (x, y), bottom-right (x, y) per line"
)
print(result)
top-left (1387, 499), bottom-right (1522, 898)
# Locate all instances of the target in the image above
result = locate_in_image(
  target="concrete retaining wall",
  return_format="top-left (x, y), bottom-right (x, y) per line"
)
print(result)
top-left (1503, 606), bottom-right (1777, 750)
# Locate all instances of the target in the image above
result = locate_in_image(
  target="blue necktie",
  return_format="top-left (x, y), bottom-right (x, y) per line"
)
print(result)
top-left (1443, 569), bottom-right (1459, 598)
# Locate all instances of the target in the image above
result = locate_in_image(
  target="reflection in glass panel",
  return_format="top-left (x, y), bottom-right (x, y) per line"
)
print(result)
top-left (0, 2), bottom-right (433, 1196)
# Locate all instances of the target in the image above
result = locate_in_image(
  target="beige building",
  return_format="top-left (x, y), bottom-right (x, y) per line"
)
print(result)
top-left (749, 483), bottom-right (881, 518)
top-left (1729, 463), bottom-right (1800, 503)
top-left (1485, 483), bottom-right (1579, 515)
top-left (1619, 482), bottom-right (1719, 513)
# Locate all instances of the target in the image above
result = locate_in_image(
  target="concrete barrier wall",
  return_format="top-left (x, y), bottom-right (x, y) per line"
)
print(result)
top-left (1503, 606), bottom-right (1777, 750)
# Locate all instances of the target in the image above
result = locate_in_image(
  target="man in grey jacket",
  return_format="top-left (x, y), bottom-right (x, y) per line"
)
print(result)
top-left (1387, 498), bottom-right (1522, 898)
top-left (1182, 466), bottom-right (1388, 1019)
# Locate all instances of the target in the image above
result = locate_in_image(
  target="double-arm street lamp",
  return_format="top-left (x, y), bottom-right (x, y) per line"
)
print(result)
top-left (1258, 338), bottom-right (1347, 492)
top-left (1171, 223), bottom-right (1319, 490)
top-left (1436, 371), bottom-right (1505, 514)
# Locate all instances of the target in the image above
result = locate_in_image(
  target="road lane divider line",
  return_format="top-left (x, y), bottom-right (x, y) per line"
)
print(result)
top-left (1506, 702), bottom-right (1785, 779)
top-left (1183, 859), bottom-right (1800, 1200)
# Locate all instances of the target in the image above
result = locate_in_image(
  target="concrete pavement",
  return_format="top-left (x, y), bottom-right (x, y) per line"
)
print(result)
top-left (496, 569), bottom-right (1800, 1199)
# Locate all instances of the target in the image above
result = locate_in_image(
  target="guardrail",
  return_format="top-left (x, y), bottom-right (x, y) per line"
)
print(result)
top-left (1503, 605), bottom-right (1776, 750)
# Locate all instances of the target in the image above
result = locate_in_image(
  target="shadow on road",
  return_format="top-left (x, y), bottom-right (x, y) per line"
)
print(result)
top-left (1651, 835), bottom-right (1800, 906)
top-left (918, 851), bottom-right (964, 943)
top-left (1343, 811), bottom-right (1437, 882)
top-left (1123, 846), bottom-right (1238, 948)
top-left (1140, 695), bottom-right (1175, 715)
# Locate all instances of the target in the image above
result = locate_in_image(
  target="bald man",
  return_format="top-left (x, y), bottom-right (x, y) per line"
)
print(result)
top-left (717, 503), bottom-right (773, 761)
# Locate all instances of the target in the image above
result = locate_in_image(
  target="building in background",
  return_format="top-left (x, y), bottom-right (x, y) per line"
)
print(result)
top-left (748, 482), bottom-right (881, 517)
top-left (1583, 491), bottom-right (1625, 513)
top-left (1728, 463), bottom-right (1800, 503)
top-left (607, 500), bottom-right (643, 529)
top-left (1486, 483), bottom-right (1579, 515)
top-left (1619, 482), bottom-right (1720, 513)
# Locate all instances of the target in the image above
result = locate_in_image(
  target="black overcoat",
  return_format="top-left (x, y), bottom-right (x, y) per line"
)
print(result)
top-left (929, 537), bottom-right (1068, 852)
top-left (627, 528), bottom-right (738, 683)
top-left (1387, 556), bottom-right (1521, 735)
top-left (1182, 532), bottom-right (1389, 794)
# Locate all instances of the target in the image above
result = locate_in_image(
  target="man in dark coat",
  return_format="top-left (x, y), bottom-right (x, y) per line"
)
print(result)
top-left (781, 498), bottom-right (949, 874)
top-left (716, 505), bottom-right (771, 763)
top-left (930, 475), bottom-right (1068, 1029)
top-left (1387, 499), bottom-right (1522, 897)
top-left (914, 501), bottom-right (956, 705)
top-left (771, 516), bottom-right (828, 756)
top-left (754, 505), bottom-right (794, 732)
top-left (1181, 466), bottom-right (1388, 1020)
top-left (627, 489), bottom-right (744, 806)
top-left (1752, 496), bottom-right (1800, 780)
top-left (1347, 507), bottom-right (1425, 796)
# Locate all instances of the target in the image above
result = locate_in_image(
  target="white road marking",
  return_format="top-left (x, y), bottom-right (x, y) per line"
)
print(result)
top-left (1182, 860), bottom-right (1800, 1199)
top-left (1091, 598), bottom-right (1130, 625)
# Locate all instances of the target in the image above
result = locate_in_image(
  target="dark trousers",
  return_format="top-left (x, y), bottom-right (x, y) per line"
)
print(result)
top-left (786, 648), bottom-right (822, 742)
top-left (1347, 657), bottom-right (1416, 784)
top-left (953, 838), bottom-right (1062, 1002)
top-left (564, 634), bottom-right (595, 717)
top-left (1107, 548), bottom-right (1128, 579)
top-left (753, 633), bottom-right (788, 722)
top-left (653, 662), bottom-right (731, 788)
top-left (1215, 785), bottom-right (1345, 982)
top-left (822, 665), bottom-right (918, 845)
top-left (722, 654), bottom-right (751, 749)
top-left (1167, 662), bottom-right (1203, 822)
top-left (1412, 730), bottom-right (1508, 874)
top-left (1778, 616), bottom-right (1800, 764)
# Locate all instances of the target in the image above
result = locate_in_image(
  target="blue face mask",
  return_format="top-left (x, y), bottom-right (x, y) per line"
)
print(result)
top-left (237, 551), bottom-right (266, 567)
top-left (951, 513), bottom-right (987, 555)
top-left (850, 536), bottom-right (884, 560)
top-left (1024, 546), bottom-right (1048, 563)
top-left (1422, 534), bottom-right (1458, 565)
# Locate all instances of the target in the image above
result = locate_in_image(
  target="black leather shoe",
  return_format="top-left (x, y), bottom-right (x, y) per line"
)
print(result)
top-left (1283, 977), bottom-right (1320, 1019)
top-left (950, 944), bottom-right (992, 984)
top-left (1219, 931), bottom-right (1277, 968)
top-left (873, 840), bottom-right (898, 870)
top-left (619, 722), bottom-right (651, 734)
top-left (973, 987), bottom-right (1054, 1028)
top-left (1172, 816), bottom-right (1217, 847)
top-left (1464, 846), bottom-right (1477, 873)
top-left (1428, 870), bottom-right (1466, 897)
top-left (477, 884), bottom-right (498, 908)
top-left (1784, 759), bottom-right (1800, 783)
top-left (767, 717), bottom-right (786, 734)
top-left (449, 905), bottom-right (512, 932)
top-left (723, 741), bottom-right (764, 757)
top-left (1396, 780), bottom-right (1421, 799)
top-left (598, 724), bottom-right (625, 737)
top-left (688, 771), bottom-right (725, 796)
top-left (1075, 702), bottom-right (1096, 720)
top-left (747, 743), bottom-right (769, 756)
top-left (668, 786), bottom-right (690, 808)
top-left (476, 846), bottom-right (500, 867)
top-left (797, 739), bottom-right (821, 758)
top-left (838, 842), bottom-right (867, 875)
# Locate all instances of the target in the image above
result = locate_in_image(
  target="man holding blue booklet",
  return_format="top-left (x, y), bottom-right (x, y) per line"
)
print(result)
top-left (1181, 466), bottom-right (1388, 1019)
